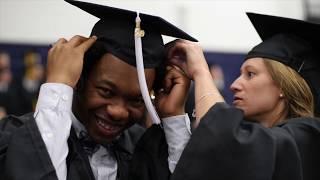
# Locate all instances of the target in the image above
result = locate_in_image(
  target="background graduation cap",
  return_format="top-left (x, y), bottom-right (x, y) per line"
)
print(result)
top-left (65, 0), bottom-right (197, 68)
top-left (246, 12), bottom-right (320, 114)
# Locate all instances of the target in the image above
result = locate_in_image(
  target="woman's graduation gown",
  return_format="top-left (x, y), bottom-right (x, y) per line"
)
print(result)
top-left (133, 103), bottom-right (320, 180)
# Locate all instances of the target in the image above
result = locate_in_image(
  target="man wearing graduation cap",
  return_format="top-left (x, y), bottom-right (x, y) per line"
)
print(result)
top-left (0, 0), bottom-right (197, 180)
top-left (154, 13), bottom-right (320, 180)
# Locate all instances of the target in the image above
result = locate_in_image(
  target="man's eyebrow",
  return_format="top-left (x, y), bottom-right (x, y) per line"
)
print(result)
top-left (97, 79), bottom-right (144, 98)
top-left (97, 79), bottom-right (117, 89)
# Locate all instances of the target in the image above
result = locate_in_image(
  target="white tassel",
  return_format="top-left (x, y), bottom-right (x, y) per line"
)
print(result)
top-left (134, 12), bottom-right (161, 124)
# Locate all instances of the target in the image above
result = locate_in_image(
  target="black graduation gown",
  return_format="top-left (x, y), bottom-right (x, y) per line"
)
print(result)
top-left (129, 124), bottom-right (171, 180)
top-left (171, 103), bottom-right (320, 180)
top-left (0, 113), bottom-right (145, 180)
top-left (132, 103), bottom-right (320, 180)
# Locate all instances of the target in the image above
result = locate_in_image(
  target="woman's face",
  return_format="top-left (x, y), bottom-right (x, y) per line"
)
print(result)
top-left (230, 58), bottom-right (285, 126)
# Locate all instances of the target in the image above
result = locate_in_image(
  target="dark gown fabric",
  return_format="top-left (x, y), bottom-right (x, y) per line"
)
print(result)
top-left (132, 103), bottom-right (320, 180)
top-left (0, 113), bottom-right (145, 180)
top-left (130, 124), bottom-right (170, 180)
top-left (0, 113), bottom-right (57, 180)
top-left (171, 103), bottom-right (320, 180)
top-left (2, 103), bottom-right (319, 180)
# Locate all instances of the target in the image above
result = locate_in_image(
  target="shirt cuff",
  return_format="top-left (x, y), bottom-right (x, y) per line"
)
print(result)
top-left (35, 83), bottom-right (73, 112)
top-left (162, 114), bottom-right (191, 173)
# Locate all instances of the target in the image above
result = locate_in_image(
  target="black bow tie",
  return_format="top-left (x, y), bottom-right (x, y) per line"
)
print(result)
top-left (78, 131), bottom-right (119, 156)
top-left (78, 131), bottom-right (101, 156)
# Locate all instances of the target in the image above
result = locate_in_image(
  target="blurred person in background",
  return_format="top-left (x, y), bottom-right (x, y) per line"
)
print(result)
top-left (209, 63), bottom-right (225, 92)
top-left (21, 50), bottom-right (45, 111)
top-left (0, 51), bottom-right (12, 118)
top-left (0, 50), bottom-right (30, 116)
top-left (185, 62), bottom-right (226, 128)
top-left (0, 50), bottom-right (42, 116)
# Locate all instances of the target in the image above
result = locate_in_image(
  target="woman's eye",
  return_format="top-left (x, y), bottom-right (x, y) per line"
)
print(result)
top-left (247, 72), bottom-right (255, 78)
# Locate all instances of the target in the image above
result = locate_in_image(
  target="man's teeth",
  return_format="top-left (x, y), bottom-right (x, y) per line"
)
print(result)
top-left (97, 119), bottom-right (119, 131)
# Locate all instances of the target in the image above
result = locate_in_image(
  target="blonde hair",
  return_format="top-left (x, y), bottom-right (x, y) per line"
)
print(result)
top-left (263, 59), bottom-right (314, 119)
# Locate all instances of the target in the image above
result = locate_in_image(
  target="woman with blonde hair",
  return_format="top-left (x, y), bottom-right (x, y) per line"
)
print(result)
top-left (165, 13), bottom-right (320, 180)
top-left (264, 59), bottom-right (314, 118)
top-left (229, 57), bottom-right (315, 128)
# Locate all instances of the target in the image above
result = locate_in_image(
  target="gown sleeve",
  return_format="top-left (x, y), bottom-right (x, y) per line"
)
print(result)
top-left (171, 102), bottom-right (303, 180)
top-left (0, 114), bottom-right (58, 180)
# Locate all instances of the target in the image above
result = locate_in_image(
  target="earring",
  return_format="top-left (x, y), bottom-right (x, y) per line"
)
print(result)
top-left (280, 93), bottom-right (284, 98)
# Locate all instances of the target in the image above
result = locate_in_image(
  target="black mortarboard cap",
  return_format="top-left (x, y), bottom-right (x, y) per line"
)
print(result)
top-left (65, 0), bottom-right (197, 68)
top-left (246, 12), bottom-right (320, 113)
